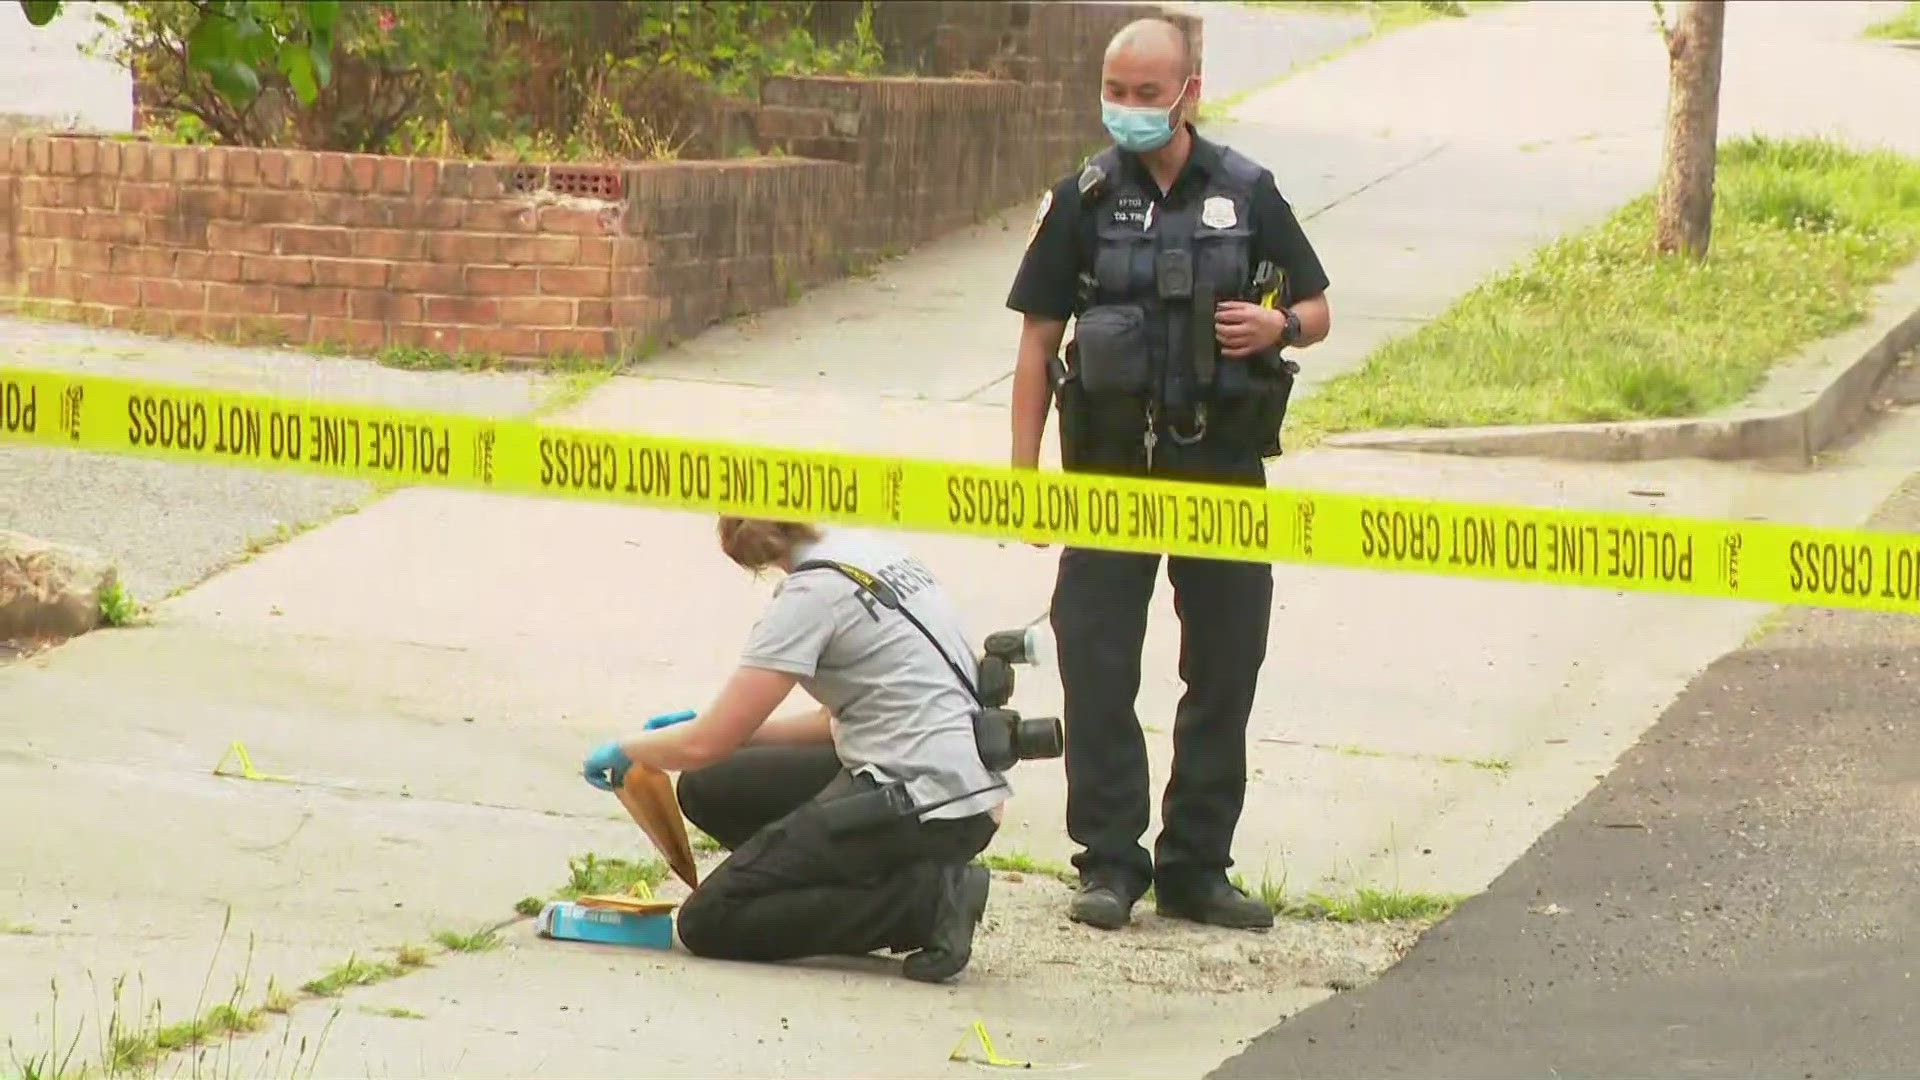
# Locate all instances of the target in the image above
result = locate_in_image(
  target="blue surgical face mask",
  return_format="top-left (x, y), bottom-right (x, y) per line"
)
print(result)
top-left (1101, 84), bottom-right (1188, 153)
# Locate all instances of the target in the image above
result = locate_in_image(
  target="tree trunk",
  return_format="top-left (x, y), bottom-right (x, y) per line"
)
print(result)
top-left (1653, 0), bottom-right (1728, 260)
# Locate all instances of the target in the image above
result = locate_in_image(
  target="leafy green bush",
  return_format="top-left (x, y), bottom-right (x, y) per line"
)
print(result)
top-left (89, 0), bottom-right (884, 159)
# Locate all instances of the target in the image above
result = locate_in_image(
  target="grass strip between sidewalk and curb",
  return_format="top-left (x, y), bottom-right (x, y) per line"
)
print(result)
top-left (1863, 2), bottom-right (1920, 41)
top-left (1288, 135), bottom-right (1920, 446)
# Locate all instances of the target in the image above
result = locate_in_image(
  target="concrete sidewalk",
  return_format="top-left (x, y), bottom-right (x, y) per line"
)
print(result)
top-left (8, 3), bottom-right (1920, 1078)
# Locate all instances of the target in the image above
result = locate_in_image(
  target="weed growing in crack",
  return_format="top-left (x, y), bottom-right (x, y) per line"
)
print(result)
top-left (432, 927), bottom-right (502, 953)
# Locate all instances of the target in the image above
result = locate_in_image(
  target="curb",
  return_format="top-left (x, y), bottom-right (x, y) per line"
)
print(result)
top-left (1321, 258), bottom-right (1920, 465)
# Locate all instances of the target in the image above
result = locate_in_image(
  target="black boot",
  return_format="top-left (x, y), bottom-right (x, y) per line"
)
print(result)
top-left (1067, 873), bottom-right (1139, 931)
top-left (904, 864), bottom-right (990, 983)
top-left (1154, 877), bottom-right (1274, 930)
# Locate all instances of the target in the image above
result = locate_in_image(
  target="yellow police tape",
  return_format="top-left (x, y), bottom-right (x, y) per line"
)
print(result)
top-left (3, 364), bottom-right (1918, 615)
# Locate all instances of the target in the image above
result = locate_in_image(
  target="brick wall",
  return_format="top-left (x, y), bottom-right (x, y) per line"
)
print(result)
top-left (0, 2), bottom-right (1198, 363)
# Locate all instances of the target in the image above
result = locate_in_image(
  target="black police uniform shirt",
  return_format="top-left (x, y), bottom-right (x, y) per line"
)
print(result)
top-left (1006, 125), bottom-right (1330, 324)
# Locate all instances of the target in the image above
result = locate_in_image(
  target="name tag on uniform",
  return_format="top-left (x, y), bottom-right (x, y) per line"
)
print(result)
top-left (1111, 195), bottom-right (1149, 229)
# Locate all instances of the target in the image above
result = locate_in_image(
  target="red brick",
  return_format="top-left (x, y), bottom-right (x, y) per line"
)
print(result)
top-left (353, 229), bottom-right (425, 261)
top-left (500, 234), bottom-right (579, 265)
top-left (110, 246), bottom-right (175, 276)
top-left (311, 317), bottom-right (388, 351)
top-left (612, 297), bottom-right (667, 327)
top-left (466, 265), bottom-right (538, 294)
top-left (576, 299), bottom-right (612, 326)
top-left (458, 326), bottom-right (541, 356)
top-left (171, 146), bottom-right (205, 183)
top-left (24, 268), bottom-right (72, 297)
top-left (74, 303), bottom-right (114, 327)
top-left (580, 236), bottom-right (618, 267)
top-left (82, 215), bottom-right (144, 243)
top-left (145, 213), bottom-right (208, 249)
top-left (538, 266), bottom-right (611, 297)
top-left (348, 290), bottom-right (423, 322)
top-left (276, 226), bottom-right (353, 257)
top-left (285, 151), bottom-right (317, 189)
top-left (536, 204), bottom-right (618, 236)
top-left (26, 208), bottom-right (85, 239)
top-left (349, 154), bottom-right (379, 193)
top-left (73, 177), bottom-right (117, 211)
top-left (389, 200), bottom-right (464, 230)
top-left (177, 251), bottom-right (243, 282)
top-left (224, 148), bottom-right (261, 187)
top-left (314, 194), bottom-right (397, 229)
top-left (207, 282), bottom-right (275, 315)
top-left (208, 221), bottom-right (275, 254)
top-left (425, 295), bottom-right (498, 325)
top-left (377, 156), bottom-right (411, 195)
top-left (257, 151), bottom-right (290, 187)
top-left (21, 176), bottom-right (68, 209)
top-left (498, 296), bottom-right (574, 326)
top-left (142, 277), bottom-right (207, 310)
top-left (427, 232), bottom-right (499, 264)
top-left (409, 159), bottom-right (439, 197)
top-left (267, 313), bottom-right (312, 341)
top-left (81, 274), bottom-right (140, 306)
top-left (462, 201), bottom-right (537, 233)
top-left (275, 286), bottom-right (348, 318)
top-left (436, 162), bottom-right (474, 199)
top-left (111, 306), bottom-right (173, 334)
top-left (60, 240), bottom-right (113, 272)
top-left (316, 153), bottom-right (352, 191)
top-left (111, 142), bottom-right (144, 179)
top-left (243, 191), bottom-right (315, 224)
top-left (21, 239), bottom-right (60, 270)
top-left (172, 312), bottom-right (239, 339)
top-left (201, 147), bottom-right (226, 184)
top-left (26, 138), bottom-right (52, 174)
top-left (70, 137), bottom-right (99, 176)
top-left (539, 328), bottom-right (614, 356)
top-left (117, 183), bottom-right (174, 215)
top-left (313, 258), bottom-right (391, 289)
top-left (390, 262), bottom-right (462, 292)
top-left (614, 266), bottom-right (652, 296)
top-left (175, 187), bottom-right (243, 220)
top-left (468, 167), bottom-right (508, 199)
top-left (49, 138), bottom-right (75, 176)
top-left (241, 256), bottom-right (314, 286)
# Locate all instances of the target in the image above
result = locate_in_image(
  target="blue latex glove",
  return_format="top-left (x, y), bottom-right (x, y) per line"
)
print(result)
top-left (645, 708), bottom-right (697, 731)
top-left (582, 741), bottom-right (631, 792)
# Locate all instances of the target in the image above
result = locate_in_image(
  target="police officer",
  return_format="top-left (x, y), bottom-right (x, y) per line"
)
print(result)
top-left (1005, 17), bottom-right (1331, 931)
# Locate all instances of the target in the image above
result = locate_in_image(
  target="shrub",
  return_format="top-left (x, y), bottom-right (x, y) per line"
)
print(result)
top-left (92, 0), bottom-right (885, 159)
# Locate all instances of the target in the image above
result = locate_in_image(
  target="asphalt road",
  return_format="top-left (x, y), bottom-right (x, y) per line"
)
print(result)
top-left (1210, 470), bottom-right (1920, 1078)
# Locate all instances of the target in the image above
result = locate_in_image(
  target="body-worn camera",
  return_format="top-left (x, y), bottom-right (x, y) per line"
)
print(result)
top-left (972, 625), bottom-right (1064, 773)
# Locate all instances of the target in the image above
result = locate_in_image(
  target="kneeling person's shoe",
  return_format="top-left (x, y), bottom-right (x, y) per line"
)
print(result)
top-left (1067, 880), bottom-right (1135, 931)
top-left (1155, 878), bottom-right (1274, 930)
top-left (904, 865), bottom-right (990, 984)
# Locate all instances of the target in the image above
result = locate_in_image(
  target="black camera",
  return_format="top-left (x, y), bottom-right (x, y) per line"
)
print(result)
top-left (970, 624), bottom-right (1064, 773)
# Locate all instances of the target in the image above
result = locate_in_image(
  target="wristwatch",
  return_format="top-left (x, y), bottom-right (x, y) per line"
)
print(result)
top-left (1280, 307), bottom-right (1302, 347)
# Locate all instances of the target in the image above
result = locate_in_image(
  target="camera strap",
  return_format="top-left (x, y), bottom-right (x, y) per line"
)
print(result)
top-left (791, 558), bottom-right (1011, 811)
top-left (791, 558), bottom-right (986, 709)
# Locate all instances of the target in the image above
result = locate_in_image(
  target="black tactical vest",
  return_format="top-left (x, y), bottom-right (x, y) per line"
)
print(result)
top-left (1065, 141), bottom-right (1289, 462)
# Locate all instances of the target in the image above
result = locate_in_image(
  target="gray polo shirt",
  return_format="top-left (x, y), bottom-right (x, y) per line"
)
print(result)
top-left (736, 527), bottom-right (1009, 821)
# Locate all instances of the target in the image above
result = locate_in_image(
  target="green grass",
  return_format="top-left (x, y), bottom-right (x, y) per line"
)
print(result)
top-left (299, 953), bottom-right (405, 998)
top-left (556, 852), bottom-right (671, 900)
top-left (1864, 2), bottom-right (1920, 40)
top-left (975, 849), bottom-right (1078, 885)
top-left (1294, 135), bottom-right (1920, 440)
top-left (431, 927), bottom-right (502, 953)
top-left (95, 581), bottom-right (142, 628)
top-left (365, 1004), bottom-right (425, 1020)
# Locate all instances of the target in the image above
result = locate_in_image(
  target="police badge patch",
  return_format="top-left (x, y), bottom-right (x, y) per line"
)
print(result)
top-left (1027, 189), bottom-right (1053, 248)
top-left (1201, 195), bottom-right (1237, 229)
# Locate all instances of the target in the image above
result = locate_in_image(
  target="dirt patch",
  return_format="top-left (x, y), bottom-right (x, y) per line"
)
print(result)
top-left (643, 859), bottom-right (1427, 997)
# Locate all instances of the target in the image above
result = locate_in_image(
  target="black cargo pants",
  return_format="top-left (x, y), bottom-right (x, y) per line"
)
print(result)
top-left (671, 744), bottom-right (997, 963)
top-left (1049, 444), bottom-right (1274, 900)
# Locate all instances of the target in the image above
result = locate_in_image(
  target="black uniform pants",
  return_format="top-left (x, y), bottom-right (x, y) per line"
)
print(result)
top-left (672, 744), bottom-right (998, 963)
top-left (1049, 446), bottom-right (1274, 900)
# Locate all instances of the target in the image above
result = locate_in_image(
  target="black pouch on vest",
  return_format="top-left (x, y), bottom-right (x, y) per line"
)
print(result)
top-left (818, 780), bottom-right (916, 837)
top-left (1070, 304), bottom-right (1152, 396)
top-left (1251, 354), bottom-right (1300, 456)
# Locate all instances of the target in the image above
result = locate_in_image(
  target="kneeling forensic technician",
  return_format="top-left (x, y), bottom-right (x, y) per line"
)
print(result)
top-left (580, 517), bottom-right (1009, 984)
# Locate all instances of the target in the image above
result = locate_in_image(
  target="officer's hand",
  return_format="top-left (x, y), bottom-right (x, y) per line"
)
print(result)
top-left (582, 740), bottom-right (632, 792)
top-left (1215, 301), bottom-right (1285, 358)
